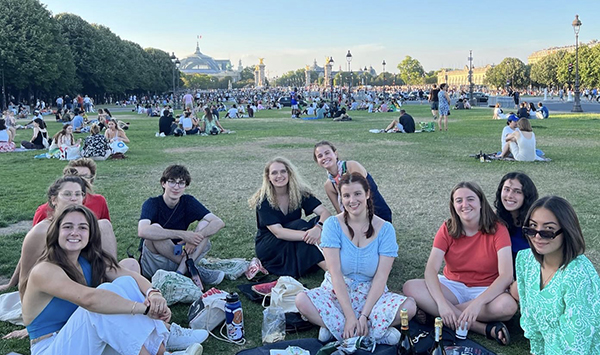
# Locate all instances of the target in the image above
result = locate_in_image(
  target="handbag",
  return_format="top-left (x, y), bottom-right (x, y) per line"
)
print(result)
top-left (188, 287), bottom-right (227, 332)
top-left (59, 145), bottom-right (81, 160)
top-left (110, 140), bottom-right (129, 154)
top-left (268, 276), bottom-right (306, 313)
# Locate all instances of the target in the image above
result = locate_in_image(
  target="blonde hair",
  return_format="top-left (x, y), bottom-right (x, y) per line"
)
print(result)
top-left (248, 157), bottom-right (313, 211)
top-left (90, 123), bottom-right (100, 135)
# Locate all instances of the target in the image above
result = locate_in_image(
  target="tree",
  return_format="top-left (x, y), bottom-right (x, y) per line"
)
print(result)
top-left (397, 56), bottom-right (425, 85)
top-left (530, 50), bottom-right (567, 88)
top-left (484, 57), bottom-right (529, 89)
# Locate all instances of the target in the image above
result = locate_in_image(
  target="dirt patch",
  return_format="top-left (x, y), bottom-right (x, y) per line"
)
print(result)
top-left (0, 220), bottom-right (32, 237)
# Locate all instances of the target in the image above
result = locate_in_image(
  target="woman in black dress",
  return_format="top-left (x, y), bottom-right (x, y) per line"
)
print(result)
top-left (249, 157), bottom-right (331, 278)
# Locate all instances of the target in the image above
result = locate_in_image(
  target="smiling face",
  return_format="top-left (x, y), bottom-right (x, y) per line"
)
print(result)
top-left (501, 179), bottom-right (524, 213)
top-left (341, 181), bottom-right (370, 217)
top-left (51, 182), bottom-right (85, 214)
top-left (268, 162), bottom-right (289, 188)
top-left (108, 121), bottom-right (116, 130)
top-left (58, 211), bottom-right (89, 253)
top-left (452, 187), bottom-right (481, 225)
top-left (527, 207), bottom-right (563, 257)
top-left (314, 145), bottom-right (338, 171)
top-left (66, 125), bottom-right (73, 134)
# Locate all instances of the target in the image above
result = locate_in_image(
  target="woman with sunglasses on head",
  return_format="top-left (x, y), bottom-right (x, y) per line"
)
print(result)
top-left (516, 196), bottom-right (600, 355)
top-left (313, 141), bottom-right (392, 223)
top-left (296, 173), bottom-right (415, 345)
top-left (403, 182), bottom-right (517, 346)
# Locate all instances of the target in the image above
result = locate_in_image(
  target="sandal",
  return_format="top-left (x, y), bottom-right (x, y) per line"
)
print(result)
top-left (485, 321), bottom-right (510, 346)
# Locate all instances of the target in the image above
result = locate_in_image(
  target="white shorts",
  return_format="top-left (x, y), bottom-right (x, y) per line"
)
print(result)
top-left (438, 275), bottom-right (488, 304)
top-left (291, 104), bottom-right (298, 109)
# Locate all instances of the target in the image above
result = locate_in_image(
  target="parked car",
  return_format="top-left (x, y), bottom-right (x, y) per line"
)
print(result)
top-left (471, 92), bottom-right (489, 103)
top-left (277, 97), bottom-right (307, 107)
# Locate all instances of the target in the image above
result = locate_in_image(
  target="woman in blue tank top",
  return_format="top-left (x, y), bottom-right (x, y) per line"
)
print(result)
top-left (21, 205), bottom-right (205, 355)
top-left (313, 141), bottom-right (392, 223)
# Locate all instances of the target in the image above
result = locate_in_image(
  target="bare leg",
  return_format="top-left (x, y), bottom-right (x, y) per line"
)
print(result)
top-left (119, 258), bottom-right (141, 273)
top-left (0, 260), bottom-right (20, 292)
top-left (295, 292), bottom-right (327, 328)
top-left (443, 116), bottom-right (448, 131)
top-left (146, 239), bottom-right (183, 264)
top-left (499, 142), bottom-right (511, 158)
top-left (99, 219), bottom-right (118, 258)
top-left (384, 120), bottom-right (398, 132)
top-left (390, 297), bottom-right (417, 326)
top-left (317, 260), bottom-right (327, 272)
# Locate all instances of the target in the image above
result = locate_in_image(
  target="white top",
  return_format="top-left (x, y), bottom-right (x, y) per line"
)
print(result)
top-left (501, 126), bottom-right (515, 149)
top-left (515, 131), bottom-right (536, 161)
top-left (0, 129), bottom-right (9, 142)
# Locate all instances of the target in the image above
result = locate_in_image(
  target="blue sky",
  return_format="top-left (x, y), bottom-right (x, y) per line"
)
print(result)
top-left (42, 0), bottom-right (599, 78)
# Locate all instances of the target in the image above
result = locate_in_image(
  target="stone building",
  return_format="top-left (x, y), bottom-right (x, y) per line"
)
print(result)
top-left (179, 42), bottom-right (240, 81)
top-left (528, 40), bottom-right (599, 64)
top-left (437, 65), bottom-right (492, 86)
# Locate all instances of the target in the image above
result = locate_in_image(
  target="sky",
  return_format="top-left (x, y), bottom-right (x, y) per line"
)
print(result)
top-left (41, 0), bottom-right (600, 79)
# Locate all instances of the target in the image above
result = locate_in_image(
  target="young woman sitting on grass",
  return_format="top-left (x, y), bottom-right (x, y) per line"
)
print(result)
top-left (201, 107), bottom-right (225, 135)
top-left (104, 119), bottom-right (130, 143)
top-left (83, 124), bottom-right (111, 160)
top-left (516, 196), bottom-right (600, 354)
top-left (313, 141), bottom-right (392, 223)
top-left (500, 118), bottom-right (536, 161)
top-left (21, 118), bottom-right (48, 150)
top-left (296, 173), bottom-right (415, 345)
top-left (0, 118), bottom-right (16, 152)
top-left (21, 205), bottom-right (205, 355)
top-left (248, 157), bottom-right (331, 278)
top-left (403, 182), bottom-right (517, 346)
top-left (50, 124), bottom-right (80, 150)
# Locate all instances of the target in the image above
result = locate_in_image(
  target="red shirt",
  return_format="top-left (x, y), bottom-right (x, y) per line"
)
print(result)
top-left (433, 222), bottom-right (510, 287)
top-left (33, 193), bottom-right (110, 225)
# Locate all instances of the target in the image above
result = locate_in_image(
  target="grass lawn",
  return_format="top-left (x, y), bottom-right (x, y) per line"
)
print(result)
top-left (1, 104), bottom-right (599, 355)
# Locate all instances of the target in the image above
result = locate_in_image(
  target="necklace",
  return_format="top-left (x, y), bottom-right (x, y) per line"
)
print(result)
top-left (540, 268), bottom-right (557, 288)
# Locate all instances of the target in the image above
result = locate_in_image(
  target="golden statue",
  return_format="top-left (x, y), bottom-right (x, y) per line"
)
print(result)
top-left (325, 57), bottom-right (330, 64)
top-left (305, 65), bottom-right (310, 71)
top-left (259, 58), bottom-right (264, 65)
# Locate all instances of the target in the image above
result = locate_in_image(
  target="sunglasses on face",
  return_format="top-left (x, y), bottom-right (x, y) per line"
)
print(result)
top-left (522, 227), bottom-right (563, 240)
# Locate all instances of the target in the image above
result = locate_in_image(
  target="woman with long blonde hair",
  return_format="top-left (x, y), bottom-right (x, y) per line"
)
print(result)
top-left (249, 157), bottom-right (331, 277)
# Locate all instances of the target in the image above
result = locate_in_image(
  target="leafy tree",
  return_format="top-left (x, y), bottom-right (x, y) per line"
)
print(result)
top-left (484, 57), bottom-right (529, 89)
top-left (397, 56), bottom-right (425, 85)
top-left (530, 50), bottom-right (566, 88)
top-left (240, 66), bottom-right (255, 81)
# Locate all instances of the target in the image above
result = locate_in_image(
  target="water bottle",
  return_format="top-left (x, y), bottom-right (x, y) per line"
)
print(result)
top-left (479, 150), bottom-right (484, 163)
top-left (225, 293), bottom-right (244, 341)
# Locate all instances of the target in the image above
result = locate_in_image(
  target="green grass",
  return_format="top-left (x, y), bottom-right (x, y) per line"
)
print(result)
top-left (1, 105), bottom-right (599, 355)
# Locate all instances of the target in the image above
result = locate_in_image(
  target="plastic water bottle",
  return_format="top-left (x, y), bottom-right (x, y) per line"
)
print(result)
top-left (479, 150), bottom-right (485, 163)
top-left (225, 293), bottom-right (244, 341)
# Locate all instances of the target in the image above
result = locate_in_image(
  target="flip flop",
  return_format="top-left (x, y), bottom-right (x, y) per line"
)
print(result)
top-left (485, 321), bottom-right (510, 346)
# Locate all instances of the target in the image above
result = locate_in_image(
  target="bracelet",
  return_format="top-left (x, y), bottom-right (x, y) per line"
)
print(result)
top-left (146, 288), bottom-right (161, 298)
top-left (143, 304), bottom-right (151, 315)
top-left (131, 302), bottom-right (137, 315)
top-left (360, 313), bottom-right (369, 321)
top-left (316, 221), bottom-right (324, 229)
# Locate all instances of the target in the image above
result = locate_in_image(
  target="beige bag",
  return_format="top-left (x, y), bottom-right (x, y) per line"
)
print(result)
top-left (268, 276), bottom-right (306, 313)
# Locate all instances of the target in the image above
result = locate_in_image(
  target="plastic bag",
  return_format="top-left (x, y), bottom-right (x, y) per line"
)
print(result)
top-left (151, 269), bottom-right (203, 305)
top-left (188, 288), bottom-right (227, 332)
top-left (262, 306), bottom-right (286, 344)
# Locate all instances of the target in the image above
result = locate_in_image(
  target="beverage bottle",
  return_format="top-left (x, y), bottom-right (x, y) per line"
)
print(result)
top-left (225, 293), bottom-right (244, 341)
top-left (397, 309), bottom-right (415, 354)
top-left (479, 150), bottom-right (484, 163)
top-left (185, 256), bottom-right (204, 290)
top-left (429, 317), bottom-right (446, 355)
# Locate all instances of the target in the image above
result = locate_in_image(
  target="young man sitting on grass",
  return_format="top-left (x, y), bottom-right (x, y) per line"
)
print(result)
top-left (138, 165), bottom-right (225, 286)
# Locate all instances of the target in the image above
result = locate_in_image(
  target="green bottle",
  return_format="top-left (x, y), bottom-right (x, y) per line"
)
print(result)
top-left (397, 309), bottom-right (415, 355)
top-left (429, 317), bottom-right (446, 355)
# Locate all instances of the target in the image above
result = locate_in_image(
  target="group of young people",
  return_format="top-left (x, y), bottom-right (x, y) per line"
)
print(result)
top-left (1, 137), bottom-right (599, 354)
top-left (247, 141), bottom-right (598, 354)
top-left (158, 106), bottom-right (227, 137)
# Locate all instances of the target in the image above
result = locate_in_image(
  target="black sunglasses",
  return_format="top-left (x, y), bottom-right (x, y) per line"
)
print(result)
top-left (522, 227), bottom-right (563, 240)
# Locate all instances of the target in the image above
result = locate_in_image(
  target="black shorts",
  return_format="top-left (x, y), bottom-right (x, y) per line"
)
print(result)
top-left (430, 101), bottom-right (439, 110)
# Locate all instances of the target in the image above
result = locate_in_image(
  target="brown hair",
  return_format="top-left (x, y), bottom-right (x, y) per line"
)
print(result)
top-left (313, 140), bottom-right (337, 162)
top-left (517, 118), bottom-right (532, 132)
top-left (339, 173), bottom-right (375, 239)
top-left (446, 182), bottom-right (500, 238)
top-left (67, 158), bottom-right (97, 184)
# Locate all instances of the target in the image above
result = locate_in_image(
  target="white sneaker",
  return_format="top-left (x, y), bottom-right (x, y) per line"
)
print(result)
top-left (166, 343), bottom-right (203, 355)
top-left (155, 132), bottom-right (160, 137)
top-left (318, 327), bottom-right (334, 342)
top-left (166, 323), bottom-right (208, 351)
top-left (160, 132), bottom-right (166, 137)
top-left (378, 327), bottom-right (401, 345)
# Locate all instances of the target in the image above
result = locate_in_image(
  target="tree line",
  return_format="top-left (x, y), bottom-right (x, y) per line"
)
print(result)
top-left (0, 0), bottom-right (177, 108)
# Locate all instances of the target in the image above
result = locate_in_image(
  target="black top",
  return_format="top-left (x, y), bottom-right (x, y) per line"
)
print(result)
top-left (159, 115), bottom-right (175, 134)
top-left (399, 113), bottom-right (415, 133)
top-left (255, 193), bottom-right (321, 241)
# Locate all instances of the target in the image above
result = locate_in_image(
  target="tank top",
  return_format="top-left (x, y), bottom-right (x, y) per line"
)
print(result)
top-left (515, 131), bottom-right (536, 161)
top-left (27, 257), bottom-right (93, 339)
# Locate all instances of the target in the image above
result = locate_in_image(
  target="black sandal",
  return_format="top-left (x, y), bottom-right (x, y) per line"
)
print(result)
top-left (485, 321), bottom-right (510, 346)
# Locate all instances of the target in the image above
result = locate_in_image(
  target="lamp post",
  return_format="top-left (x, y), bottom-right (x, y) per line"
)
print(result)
top-left (467, 50), bottom-right (474, 105)
top-left (382, 60), bottom-right (386, 86)
top-left (346, 50), bottom-right (352, 98)
top-left (329, 57), bottom-right (335, 102)
top-left (170, 52), bottom-right (180, 110)
top-left (571, 14), bottom-right (583, 112)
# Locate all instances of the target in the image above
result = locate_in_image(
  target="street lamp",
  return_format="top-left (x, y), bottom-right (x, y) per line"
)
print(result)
top-left (467, 50), bottom-right (474, 105)
top-left (329, 57), bottom-right (334, 102)
top-left (382, 60), bottom-right (386, 86)
top-left (571, 14), bottom-right (583, 112)
top-left (346, 50), bottom-right (352, 97)
top-left (170, 52), bottom-right (181, 110)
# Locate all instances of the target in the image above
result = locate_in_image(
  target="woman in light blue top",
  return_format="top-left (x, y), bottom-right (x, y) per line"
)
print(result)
top-left (516, 196), bottom-right (600, 355)
top-left (296, 173), bottom-right (415, 345)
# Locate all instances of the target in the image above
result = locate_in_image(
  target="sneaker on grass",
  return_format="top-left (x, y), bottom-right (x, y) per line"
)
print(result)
top-left (166, 323), bottom-right (208, 351)
top-left (197, 266), bottom-right (225, 285)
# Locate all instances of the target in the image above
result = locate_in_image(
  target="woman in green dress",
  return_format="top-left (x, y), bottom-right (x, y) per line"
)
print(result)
top-left (516, 196), bottom-right (600, 355)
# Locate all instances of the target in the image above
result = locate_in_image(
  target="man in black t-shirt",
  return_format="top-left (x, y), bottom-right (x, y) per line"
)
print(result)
top-left (138, 165), bottom-right (225, 284)
top-left (158, 111), bottom-right (177, 136)
top-left (384, 109), bottom-right (415, 133)
top-left (429, 84), bottom-right (440, 120)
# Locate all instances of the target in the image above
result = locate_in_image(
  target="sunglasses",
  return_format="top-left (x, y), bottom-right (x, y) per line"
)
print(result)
top-left (522, 227), bottom-right (563, 240)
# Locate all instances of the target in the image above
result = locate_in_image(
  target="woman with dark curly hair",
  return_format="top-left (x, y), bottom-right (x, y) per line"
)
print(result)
top-left (494, 172), bottom-right (538, 265)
